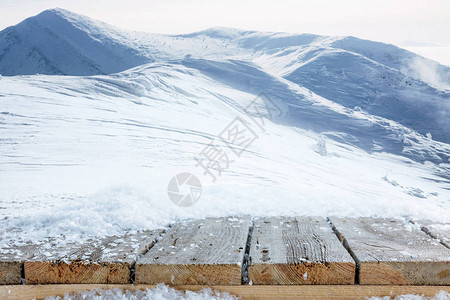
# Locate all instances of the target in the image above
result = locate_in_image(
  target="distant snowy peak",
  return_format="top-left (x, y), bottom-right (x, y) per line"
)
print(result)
top-left (180, 27), bottom-right (255, 39)
top-left (36, 8), bottom-right (115, 32)
top-left (331, 36), bottom-right (450, 91)
top-left (180, 26), bottom-right (326, 50)
top-left (0, 8), bottom-right (151, 76)
top-left (1, 8), bottom-right (449, 86)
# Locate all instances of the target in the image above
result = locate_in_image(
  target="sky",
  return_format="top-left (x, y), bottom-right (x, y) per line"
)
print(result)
top-left (1, 0), bottom-right (450, 64)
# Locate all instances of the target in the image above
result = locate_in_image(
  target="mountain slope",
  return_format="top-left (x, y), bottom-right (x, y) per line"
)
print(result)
top-left (0, 9), bottom-right (449, 247)
top-left (0, 8), bottom-right (151, 75)
top-left (281, 49), bottom-right (450, 142)
top-left (1, 61), bottom-right (449, 246)
top-left (1, 9), bottom-right (449, 144)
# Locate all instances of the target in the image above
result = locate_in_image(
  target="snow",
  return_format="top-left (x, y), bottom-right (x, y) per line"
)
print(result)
top-left (0, 59), bottom-right (449, 249)
top-left (40, 286), bottom-right (450, 300)
top-left (403, 46), bottom-right (450, 67)
top-left (368, 291), bottom-right (450, 300)
top-left (0, 9), bottom-right (449, 251)
top-left (44, 284), bottom-right (238, 299)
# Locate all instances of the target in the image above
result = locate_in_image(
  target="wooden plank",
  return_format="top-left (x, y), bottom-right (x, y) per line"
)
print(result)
top-left (0, 241), bottom-right (47, 284)
top-left (1, 284), bottom-right (449, 300)
top-left (329, 217), bottom-right (450, 285)
top-left (414, 221), bottom-right (450, 249)
top-left (24, 230), bottom-right (163, 284)
top-left (135, 216), bottom-right (251, 285)
top-left (248, 216), bottom-right (355, 285)
top-left (0, 262), bottom-right (22, 285)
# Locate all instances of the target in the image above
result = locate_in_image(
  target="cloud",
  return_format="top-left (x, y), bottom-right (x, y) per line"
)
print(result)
top-left (402, 55), bottom-right (450, 91)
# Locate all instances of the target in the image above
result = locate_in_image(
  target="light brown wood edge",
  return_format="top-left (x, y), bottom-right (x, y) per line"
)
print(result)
top-left (1, 284), bottom-right (449, 300)
top-left (326, 217), bottom-right (361, 284)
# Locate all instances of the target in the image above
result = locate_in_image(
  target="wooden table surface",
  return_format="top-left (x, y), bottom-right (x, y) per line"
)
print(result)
top-left (1, 216), bottom-right (449, 290)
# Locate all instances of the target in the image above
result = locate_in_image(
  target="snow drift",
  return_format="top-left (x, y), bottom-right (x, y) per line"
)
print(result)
top-left (0, 9), bottom-right (449, 249)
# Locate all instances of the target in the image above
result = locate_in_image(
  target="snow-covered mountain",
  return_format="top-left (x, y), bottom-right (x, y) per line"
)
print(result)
top-left (0, 9), bottom-right (449, 247)
top-left (1, 9), bottom-right (449, 143)
top-left (0, 9), bottom-right (151, 75)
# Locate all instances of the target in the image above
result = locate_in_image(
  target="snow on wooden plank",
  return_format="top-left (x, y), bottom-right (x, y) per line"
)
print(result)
top-left (329, 217), bottom-right (450, 285)
top-left (414, 221), bottom-right (450, 249)
top-left (248, 216), bottom-right (355, 285)
top-left (24, 230), bottom-right (163, 284)
top-left (0, 261), bottom-right (22, 285)
top-left (0, 241), bottom-right (49, 285)
top-left (135, 216), bottom-right (251, 285)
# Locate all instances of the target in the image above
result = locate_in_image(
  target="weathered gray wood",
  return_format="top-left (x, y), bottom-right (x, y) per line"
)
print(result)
top-left (0, 240), bottom-right (48, 284)
top-left (0, 262), bottom-right (22, 285)
top-left (135, 216), bottom-right (251, 285)
top-left (248, 217), bottom-right (355, 285)
top-left (329, 217), bottom-right (450, 285)
top-left (24, 230), bottom-right (163, 284)
top-left (414, 221), bottom-right (450, 249)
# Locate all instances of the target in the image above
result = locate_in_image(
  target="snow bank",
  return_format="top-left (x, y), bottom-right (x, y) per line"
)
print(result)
top-left (45, 284), bottom-right (238, 300)
top-left (367, 291), bottom-right (450, 300)
top-left (0, 10), bottom-right (449, 249)
top-left (0, 63), bottom-right (449, 250)
top-left (43, 286), bottom-right (450, 300)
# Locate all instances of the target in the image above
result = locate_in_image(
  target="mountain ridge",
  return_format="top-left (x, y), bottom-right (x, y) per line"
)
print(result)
top-left (1, 9), bottom-right (449, 80)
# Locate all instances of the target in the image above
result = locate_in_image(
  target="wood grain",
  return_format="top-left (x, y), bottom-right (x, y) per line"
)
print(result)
top-left (329, 217), bottom-right (450, 285)
top-left (0, 241), bottom-right (48, 284)
top-left (135, 216), bottom-right (251, 285)
top-left (0, 262), bottom-right (22, 285)
top-left (415, 221), bottom-right (450, 249)
top-left (24, 230), bottom-right (163, 284)
top-left (248, 217), bottom-right (355, 285)
top-left (1, 284), bottom-right (449, 300)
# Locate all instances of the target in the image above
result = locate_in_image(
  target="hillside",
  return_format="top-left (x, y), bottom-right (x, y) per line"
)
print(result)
top-left (0, 9), bottom-right (449, 247)
top-left (1, 9), bottom-right (449, 143)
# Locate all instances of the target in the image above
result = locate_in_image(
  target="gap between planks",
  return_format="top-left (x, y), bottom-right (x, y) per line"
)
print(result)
top-left (135, 216), bottom-right (252, 285)
top-left (328, 217), bottom-right (450, 285)
top-left (248, 217), bottom-right (355, 285)
top-left (327, 217), bottom-right (361, 284)
top-left (1, 216), bottom-right (449, 286)
top-left (23, 229), bottom-right (166, 284)
top-left (410, 220), bottom-right (450, 249)
top-left (241, 218), bottom-right (254, 285)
